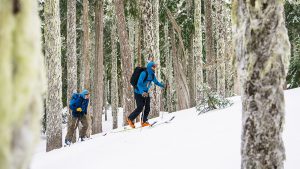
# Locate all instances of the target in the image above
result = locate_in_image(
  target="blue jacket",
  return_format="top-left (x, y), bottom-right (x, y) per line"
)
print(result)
top-left (134, 62), bottom-right (165, 95)
top-left (69, 90), bottom-right (89, 117)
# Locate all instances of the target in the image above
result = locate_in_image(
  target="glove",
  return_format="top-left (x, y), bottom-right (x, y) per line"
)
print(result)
top-left (142, 92), bottom-right (149, 97)
top-left (76, 107), bottom-right (82, 112)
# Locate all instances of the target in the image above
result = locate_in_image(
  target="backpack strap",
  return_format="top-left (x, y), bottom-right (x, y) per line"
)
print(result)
top-left (143, 71), bottom-right (148, 83)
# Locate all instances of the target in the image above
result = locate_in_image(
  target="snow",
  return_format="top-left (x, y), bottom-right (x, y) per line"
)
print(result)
top-left (30, 88), bottom-right (300, 169)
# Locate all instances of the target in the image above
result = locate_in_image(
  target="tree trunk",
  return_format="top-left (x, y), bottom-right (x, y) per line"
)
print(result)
top-left (164, 22), bottom-right (174, 113)
top-left (152, 0), bottom-right (161, 118)
top-left (216, 0), bottom-right (225, 96)
top-left (188, 34), bottom-right (196, 107)
top-left (170, 27), bottom-right (190, 110)
top-left (233, 0), bottom-right (290, 168)
top-left (204, 0), bottom-right (216, 91)
top-left (83, 0), bottom-right (90, 91)
top-left (194, 0), bottom-right (204, 106)
top-left (224, 5), bottom-right (234, 97)
top-left (0, 0), bottom-right (44, 168)
top-left (134, 0), bottom-right (142, 67)
top-left (111, 14), bottom-right (119, 129)
top-left (167, 9), bottom-right (190, 110)
top-left (114, 0), bottom-right (134, 126)
top-left (88, 0), bottom-right (96, 137)
top-left (67, 0), bottom-right (78, 143)
top-left (93, 0), bottom-right (104, 134)
top-left (44, 0), bottom-right (63, 152)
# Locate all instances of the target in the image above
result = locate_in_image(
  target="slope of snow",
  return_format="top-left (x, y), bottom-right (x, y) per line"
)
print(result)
top-left (30, 88), bottom-right (300, 169)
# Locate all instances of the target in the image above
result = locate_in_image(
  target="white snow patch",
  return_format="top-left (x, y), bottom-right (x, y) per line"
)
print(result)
top-left (31, 88), bottom-right (300, 169)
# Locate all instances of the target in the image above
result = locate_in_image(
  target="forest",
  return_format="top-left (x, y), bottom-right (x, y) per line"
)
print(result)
top-left (0, 0), bottom-right (299, 169)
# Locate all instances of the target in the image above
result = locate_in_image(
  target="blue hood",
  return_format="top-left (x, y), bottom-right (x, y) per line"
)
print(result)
top-left (80, 89), bottom-right (89, 98)
top-left (146, 62), bottom-right (156, 75)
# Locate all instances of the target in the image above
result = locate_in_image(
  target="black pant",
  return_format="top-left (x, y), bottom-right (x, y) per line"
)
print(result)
top-left (128, 93), bottom-right (151, 123)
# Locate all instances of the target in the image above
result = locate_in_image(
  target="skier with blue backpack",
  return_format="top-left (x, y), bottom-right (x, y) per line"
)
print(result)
top-left (65, 89), bottom-right (90, 145)
top-left (127, 61), bottom-right (166, 128)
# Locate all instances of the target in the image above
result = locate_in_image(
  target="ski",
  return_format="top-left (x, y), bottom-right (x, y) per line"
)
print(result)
top-left (150, 116), bottom-right (175, 127)
top-left (103, 115), bottom-right (175, 136)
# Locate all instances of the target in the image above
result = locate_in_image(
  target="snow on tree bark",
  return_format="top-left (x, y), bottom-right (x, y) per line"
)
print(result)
top-left (114, 0), bottom-right (135, 126)
top-left (232, 0), bottom-right (290, 168)
top-left (44, 0), bottom-right (63, 152)
top-left (0, 0), bottom-right (44, 168)
top-left (93, 0), bottom-right (104, 134)
top-left (194, 0), bottom-right (204, 106)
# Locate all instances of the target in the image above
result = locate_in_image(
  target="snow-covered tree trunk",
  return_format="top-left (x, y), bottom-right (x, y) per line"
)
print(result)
top-left (83, 0), bottom-right (90, 91)
top-left (111, 16), bottom-right (119, 129)
top-left (114, 0), bottom-right (134, 126)
top-left (93, 0), bottom-right (104, 134)
top-left (0, 0), bottom-right (44, 168)
top-left (44, 0), bottom-right (63, 152)
top-left (204, 0), bottom-right (216, 91)
top-left (216, 0), bottom-right (225, 96)
top-left (67, 0), bottom-right (77, 142)
top-left (194, 0), bottom-right (204, 106)
top-left (232, 0), bottom-right (290, 168)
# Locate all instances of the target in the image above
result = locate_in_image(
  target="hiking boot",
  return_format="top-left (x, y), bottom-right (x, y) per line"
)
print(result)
top-left (80, 137), bottom-right (88, 142)
top-left (141, 121), bottom-right (151, 127)
top-left (127, 118), bottom-right (135, 128)
top-left (65, 139), bottom-right (71, 146)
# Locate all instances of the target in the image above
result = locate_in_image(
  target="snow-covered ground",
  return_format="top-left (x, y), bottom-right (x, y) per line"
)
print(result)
top-left (30, 88), bottom-right (300, 169)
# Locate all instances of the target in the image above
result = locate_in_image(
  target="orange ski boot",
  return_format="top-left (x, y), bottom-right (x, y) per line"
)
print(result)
top-left (127, 118), bottom-right (135, 128)
top-left (141, 121), bottom-right (151, 127)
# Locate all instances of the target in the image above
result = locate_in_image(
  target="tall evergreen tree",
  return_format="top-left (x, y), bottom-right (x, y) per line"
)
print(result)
top-left (83, 0), bottom-right (91, 91)
top-left (111, 12), bottom-right (119, 129)
top-left (67, 0), bottom-right (77, 142)
top-left (114, 0), bottom-right (135, 126)
top-left (216, 0), bottom-right (225, 96)
top-left (204, 0), bottom-right (216, 91)
top-left (0, 0), bottom-right (44, 168)
top-left (194, 0), bottom-right (204, 106)
top-left (233, 0), bottom-right (290, 168)
top-left (93, 0), bottom-right (104, 134)
top-left (44, 0), bottom-right (63, 152)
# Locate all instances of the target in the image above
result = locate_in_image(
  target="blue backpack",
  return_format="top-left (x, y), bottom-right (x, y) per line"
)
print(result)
top-left (69, 93), bottom-right (82, 111)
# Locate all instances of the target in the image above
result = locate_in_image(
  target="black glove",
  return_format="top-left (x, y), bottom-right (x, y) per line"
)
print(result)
top-left (142, 92), bottom-right (149, 97)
